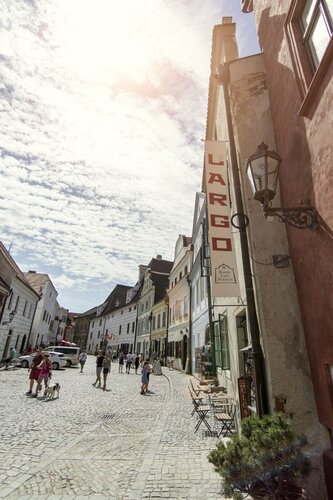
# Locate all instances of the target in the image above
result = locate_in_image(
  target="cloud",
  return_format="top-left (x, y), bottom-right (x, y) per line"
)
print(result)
top-left (0, 0), bottom-right (258, 312)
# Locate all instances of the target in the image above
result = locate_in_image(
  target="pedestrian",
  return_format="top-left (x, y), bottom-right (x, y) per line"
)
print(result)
top-left (146, 360), bottom-right (152, 392)
top-left (134, 353), bottom-right (140, 374)
top-left (102, 353), bottom-right (111, 391)
top-left (79, 350), bottom-right (87, 373)
top-left (139, 352), bottom-right (144, 367)
top-left (5, 347), bottom-right (17, 369)
top-left (118, 353), bottom-right (124, 373)
top-left (26, 347), bottom-right (43, 395)
top-left (126, 353), bottom-right (132, 374)
top-left (35, 352), bottom-right (52, 397)
top-left (140, 361), bottom-right (149, 395)
top-left (92, 350), bottom-right (104, 388)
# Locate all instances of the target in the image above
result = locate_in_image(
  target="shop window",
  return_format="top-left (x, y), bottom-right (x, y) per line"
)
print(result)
top-left (285, 0), bottom-right (333, 116)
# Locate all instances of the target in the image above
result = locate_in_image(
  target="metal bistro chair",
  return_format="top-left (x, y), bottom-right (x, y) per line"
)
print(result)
top-left (189, 388), bottom-right (212, 434)
top-left (212, 399), bottom-right (236, 438)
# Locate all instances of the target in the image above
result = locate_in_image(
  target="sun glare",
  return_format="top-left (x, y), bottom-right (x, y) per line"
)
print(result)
top-left (59, 0), bottom-right (162, 83)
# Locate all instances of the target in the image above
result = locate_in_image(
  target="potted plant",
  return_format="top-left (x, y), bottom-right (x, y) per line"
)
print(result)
top-left (208, 413), bottom-right (310, 499)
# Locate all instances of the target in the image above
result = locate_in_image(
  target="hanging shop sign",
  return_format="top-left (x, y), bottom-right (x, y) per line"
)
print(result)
top-left (204, 140), bottom-right (240, 297)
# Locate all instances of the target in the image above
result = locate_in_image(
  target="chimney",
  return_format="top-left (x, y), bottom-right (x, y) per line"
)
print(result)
top-left (156, 255), bottom-right (162, 260)
top-left (138, 265), bottom-right (147, 282)
top-left (28, 270), bottom-right (36, 273)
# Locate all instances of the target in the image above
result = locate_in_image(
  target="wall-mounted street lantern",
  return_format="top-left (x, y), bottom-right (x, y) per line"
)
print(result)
top-left (246, 142), bottom-right (319, 231)
top-left (2, 310), bottom-right (16, 326)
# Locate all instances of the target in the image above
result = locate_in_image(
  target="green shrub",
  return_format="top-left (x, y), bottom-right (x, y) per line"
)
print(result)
top-left (208, 414), bottom-right (310, 499)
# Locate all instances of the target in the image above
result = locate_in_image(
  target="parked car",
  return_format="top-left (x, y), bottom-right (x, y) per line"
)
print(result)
top-left (46, 346), bottom-right (80, 366)
top-left (18, 352), bottom-right (68, 370)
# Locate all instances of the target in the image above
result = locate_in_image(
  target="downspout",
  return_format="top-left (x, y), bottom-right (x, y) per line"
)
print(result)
top-left (218, 62), bottom-right (268, 416)
top-left (203, 218), bottom-right (217, 378)
top-left (186, 275), bottom-right (192, 374)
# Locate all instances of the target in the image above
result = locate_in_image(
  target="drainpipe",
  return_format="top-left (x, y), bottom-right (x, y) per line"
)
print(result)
top-left (186, 275), bottom-right (192, 374)
top-left (218, 62), bottom-right (268, 416)
top-left (203, 217), bottom-right (217, 379)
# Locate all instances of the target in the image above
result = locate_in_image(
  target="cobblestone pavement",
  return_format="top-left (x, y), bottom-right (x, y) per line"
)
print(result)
top-left (0, 357), bottom-right (224, 499)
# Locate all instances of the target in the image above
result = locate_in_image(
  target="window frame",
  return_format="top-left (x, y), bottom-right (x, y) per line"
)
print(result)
top-left (285, 0), bottom-right (333, 116)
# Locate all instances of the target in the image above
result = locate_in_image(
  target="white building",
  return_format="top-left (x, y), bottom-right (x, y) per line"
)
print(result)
top-left (188, 193), bottom-right (210, 379)
top-left (50, 304), bottom-right (69, 345)
top-left (23, 271), bottom-right (58, 347)
top-left (167, 235), bottom-right (192, 371)
top-left (0, 242), bottom-right (39, 358)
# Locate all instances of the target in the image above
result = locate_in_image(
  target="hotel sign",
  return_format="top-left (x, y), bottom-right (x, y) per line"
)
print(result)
top-left (204, 140), bottom-right (240, 298)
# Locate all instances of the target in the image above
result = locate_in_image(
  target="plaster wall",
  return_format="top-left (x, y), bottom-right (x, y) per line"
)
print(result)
top-left (252, 2), bottom-right (333, 435)
top-left (0, 276), bottom-right (38, 356)
top-left (29, 281), bottom-right (57, 347)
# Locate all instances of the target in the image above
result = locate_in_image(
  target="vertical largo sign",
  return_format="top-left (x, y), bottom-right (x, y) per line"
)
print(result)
top-left (204, 141), bottom-right (240, 298)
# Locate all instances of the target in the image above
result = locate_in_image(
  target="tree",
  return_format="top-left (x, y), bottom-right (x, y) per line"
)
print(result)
top-left (208, 414), bottom-right (310, 499)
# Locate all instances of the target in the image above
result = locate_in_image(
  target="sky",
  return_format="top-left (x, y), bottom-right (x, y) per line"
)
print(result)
top-left (0, 0), bottom-right (260, 313)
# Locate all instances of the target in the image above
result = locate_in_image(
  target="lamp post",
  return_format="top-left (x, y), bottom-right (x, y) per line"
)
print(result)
top-left (246, 142), bottom-right (319, 231)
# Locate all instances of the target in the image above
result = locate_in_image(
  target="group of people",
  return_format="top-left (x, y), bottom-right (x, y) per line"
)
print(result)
top-left (91, 350), bottom-right (154, 395)
top-left (92, 350), bottom-right (112, 390)
top-left (26, 347), bottom-right (53, 397)
top-left (118, 352), bottom-right (142, 374)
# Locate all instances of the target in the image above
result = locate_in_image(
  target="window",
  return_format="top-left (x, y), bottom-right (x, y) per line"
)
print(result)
top-left (286, 0), bottom-right (333, 115)
top-left (23, 300), bottom-right (28, 316)
top-left (90, 332), bottom-right (93, 339)
top-left (97, 331), bottom-right (100, 338)
top-left (43, 310), bottom-right (46, 321)
top-left (14, 296), bottom-right (20, 312)
top-left (132, 322), bottom-right (135, 333)
top-left (152, 316), bottom-right (156, 330)
top-left (127, 323), bottom-right (130, 333)
top-left (157, 314), bottom-right (161, 329)
top-left (92, 321), bottom-right (95, 327)
top-left (28, 303), bottom-right (32, 319)
top-left (99, 319), bottom-right (102, 326)
top-left (8, 290), bottom-right (13, 309)
top-left (185, 265), bottom-right (188, 274)
top-left (214, 314), bottom-right (230, 369)
top-left (301, 0), bottom-right (333, 69)
top-left (129, 307), bottom-right (131, 312)
top-left (119, 325), bottom-right (122, 335)
top-left (184, 295), bottom-right (189, 317)
top-left (179, 271), bottom-right (182, 280)
top-left (162, 311), bottom-right (166, 327)
top-left (134, 305), bottom-right (136, 310)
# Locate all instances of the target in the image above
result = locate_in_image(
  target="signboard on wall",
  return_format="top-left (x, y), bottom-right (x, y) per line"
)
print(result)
top-left (204, 140), bottom-right (240, 297)
top-left (238, 376), bottom-right (251, 418)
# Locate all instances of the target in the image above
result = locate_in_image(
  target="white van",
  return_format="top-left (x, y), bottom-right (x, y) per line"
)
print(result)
top-left (46, 346), bottom-right (80, 366)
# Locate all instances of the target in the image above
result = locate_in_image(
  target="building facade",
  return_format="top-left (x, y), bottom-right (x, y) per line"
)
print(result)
top-left (23, 271), bottom-right (58, 347)
top-left (0, 243), bottom-right (39, 358)
top-left (167, 236), bottom-right (192, 371)
top-left (206, 11), bottom-right (331, 496)
top-left (136, 256), bottom-right (173, 358)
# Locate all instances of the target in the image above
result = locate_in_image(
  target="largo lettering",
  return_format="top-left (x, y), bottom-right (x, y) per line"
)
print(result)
top-left (212, 237), bottom-right (232, 252)
top-left (210, 214), bottom-right (230, 228)
top-left (209, 193), bottom-right (227, 206)
top-left (208, 153), bottom-right (224, 165)
top-left (208, 173), bottom-right (226, 185)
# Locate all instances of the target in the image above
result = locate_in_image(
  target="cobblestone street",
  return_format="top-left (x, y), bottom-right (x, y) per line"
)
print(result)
top-left (0, 357), bottom-right (223, 499)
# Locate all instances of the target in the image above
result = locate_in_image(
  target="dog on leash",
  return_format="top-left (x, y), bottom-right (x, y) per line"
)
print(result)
top-left (44, 383), bottom-right (60, 400)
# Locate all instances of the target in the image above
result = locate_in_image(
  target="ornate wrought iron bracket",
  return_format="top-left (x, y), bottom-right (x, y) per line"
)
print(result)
top-left (263, 206), bottom-right (319, 231)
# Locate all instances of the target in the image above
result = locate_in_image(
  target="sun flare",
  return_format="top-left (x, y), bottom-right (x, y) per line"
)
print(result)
top-left (59, 0), bottom-right (163, 82)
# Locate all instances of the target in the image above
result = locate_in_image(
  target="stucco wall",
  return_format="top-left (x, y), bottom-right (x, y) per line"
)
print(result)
top-left (252, 1), bottom-right (333, 436)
